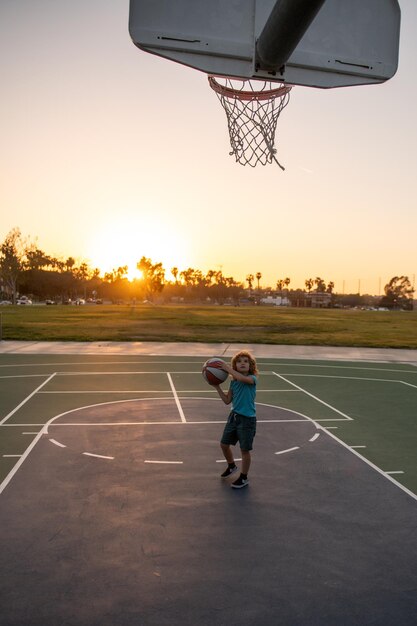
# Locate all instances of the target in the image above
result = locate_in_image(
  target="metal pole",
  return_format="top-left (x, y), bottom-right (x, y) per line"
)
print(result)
top-left (256, 0), bottom-right (327, 72)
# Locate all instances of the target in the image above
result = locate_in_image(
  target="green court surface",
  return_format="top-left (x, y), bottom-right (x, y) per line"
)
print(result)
top-left (1, 353), bottom-right (416, 496)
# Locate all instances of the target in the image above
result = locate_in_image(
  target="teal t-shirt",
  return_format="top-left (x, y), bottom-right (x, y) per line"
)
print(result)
top-left (230, 375), bottom-right (257, 417)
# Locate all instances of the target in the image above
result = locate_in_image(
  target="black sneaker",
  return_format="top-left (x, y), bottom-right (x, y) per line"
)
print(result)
top-left (221, 465), bottom-right (238, 478)
top-left (231, 476), bottom-right (249, 489)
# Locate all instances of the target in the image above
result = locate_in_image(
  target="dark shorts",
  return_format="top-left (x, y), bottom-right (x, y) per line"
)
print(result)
top-left (220, 411), bottom-right (257, 451)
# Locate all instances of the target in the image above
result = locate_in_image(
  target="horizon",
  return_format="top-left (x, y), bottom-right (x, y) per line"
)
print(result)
top-left (2, 225), bottom-right (414, 298)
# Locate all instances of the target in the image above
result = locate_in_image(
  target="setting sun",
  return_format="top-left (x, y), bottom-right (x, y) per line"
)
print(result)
top-left (88, 218), bottom-right (190, 282)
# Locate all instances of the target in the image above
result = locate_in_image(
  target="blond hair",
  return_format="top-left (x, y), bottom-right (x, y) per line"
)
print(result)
top-left (231, 350), bottom-right (258, 375)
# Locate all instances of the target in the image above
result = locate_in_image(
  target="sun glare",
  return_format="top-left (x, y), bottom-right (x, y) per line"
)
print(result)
top-left (88, 219), bottom-right (190, 282)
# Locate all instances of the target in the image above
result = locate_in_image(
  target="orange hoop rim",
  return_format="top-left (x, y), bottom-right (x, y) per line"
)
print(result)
top-left (208, 75), bottom-right (292, 102)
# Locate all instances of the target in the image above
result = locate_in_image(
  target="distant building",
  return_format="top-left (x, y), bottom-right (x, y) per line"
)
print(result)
top-left (306, 291), bottom-right (332, 308)
top-left (260, 295), bottom-right (290, 306)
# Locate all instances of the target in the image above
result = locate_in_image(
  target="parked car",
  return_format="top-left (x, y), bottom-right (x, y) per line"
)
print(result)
top-left (0, 300), bottom-right (12, 305)
top-left (74, 298), bottom-right (85, 305)
top-left (45, 300), bottom-right (58, 305)
top-left (17, 297), bottom-right (32, 305)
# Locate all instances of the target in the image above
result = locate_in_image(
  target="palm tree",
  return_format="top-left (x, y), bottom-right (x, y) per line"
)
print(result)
top-left (246, 274), bottom-right (254, 293)
top-left (171, 267), bottom-right (178, 284)
top-left (314, 277), bottom-right (326, 292)
top-left (276, 279), bottom-right (284, 294)
top-left (256, 272), bottom-right (262, 292)
top-left (305, 278), bottom-right (314, 293)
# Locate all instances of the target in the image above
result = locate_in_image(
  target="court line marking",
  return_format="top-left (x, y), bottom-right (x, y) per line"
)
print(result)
top-left (144, 460), bottom-right (183, 465)
top-left (2, 455), bottom-right (22, 458)
top-left (167, 373), bottom-right (186, 423)
top-left (49, 439), bottom-right (66, 448)
top-left (351, 445), bottom-right (367, 449)
top-left (0, 374), bottom-right (52, 379)
top-left (82, 452), bottom-right (114, 460)
top-left (38, 389), bottom-right (300, 394)
top-left (385, 471), bottom-right (404, 475)
top-left (401, 380), bottom-right (417, 389)
top-left (275, 447), bottom-right (300, 455)
top-left (309, 433), bottom-right (320, 442)
top-left (0, 373), bottom-right (57, 425)
top-left (272, 372), bottom-right (354, 421)
top-left (39, 390), bottom-right (175, 394)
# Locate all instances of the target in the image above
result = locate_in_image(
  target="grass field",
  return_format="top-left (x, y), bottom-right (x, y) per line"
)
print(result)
top-left (0, 304), bottom-right (416, 348)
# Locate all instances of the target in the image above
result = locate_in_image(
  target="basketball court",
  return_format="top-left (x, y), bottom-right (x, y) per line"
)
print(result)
top-left (0, 1), bottom-right (413, 623)
top-left (1, 342), bottom-right (416, 625)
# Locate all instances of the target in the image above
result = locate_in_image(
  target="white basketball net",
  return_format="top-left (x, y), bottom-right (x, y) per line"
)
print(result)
top-left (208, 76), bottom-right (292, 169)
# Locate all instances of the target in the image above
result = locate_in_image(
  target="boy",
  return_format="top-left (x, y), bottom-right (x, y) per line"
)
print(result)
top-left (215, 351), bottom-right (258, 489)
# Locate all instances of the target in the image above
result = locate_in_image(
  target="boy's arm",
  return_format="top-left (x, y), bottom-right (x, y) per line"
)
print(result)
top-left (221, 364), bottom-right (256, 385)
top-left (214, 384), bottom-right (232, 405)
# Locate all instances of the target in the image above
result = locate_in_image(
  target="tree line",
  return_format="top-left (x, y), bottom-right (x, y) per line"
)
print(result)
top-left (0, 228), bottom-right (414, 309)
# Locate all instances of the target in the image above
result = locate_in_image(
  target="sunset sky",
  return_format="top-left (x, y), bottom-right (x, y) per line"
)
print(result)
top-left (1, 1), bottom-right (416, 295)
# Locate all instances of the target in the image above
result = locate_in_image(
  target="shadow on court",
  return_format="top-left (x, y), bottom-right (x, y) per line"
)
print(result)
top-left (0, 399), bottom-right (416, 625)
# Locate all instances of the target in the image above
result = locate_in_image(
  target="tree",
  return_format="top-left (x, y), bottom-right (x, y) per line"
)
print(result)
top-left (314, 276), bottom-right (326, 292)
top-left (256, 272), bottom-right (262, 291)
top-left (276, 279), bottom-right (285, 294)
top-left (246, 274), bottom-right (254, 293)
top-left (380, 276), bottom-right (414, 310)
top-left (0, 228), bottom-right (25, 302)
top-left (171, 267), bottom-right (179, 284)
top-left (137, 257), bottom-right (165, 301)
top-left (305, 278), bottom-right (314, 293)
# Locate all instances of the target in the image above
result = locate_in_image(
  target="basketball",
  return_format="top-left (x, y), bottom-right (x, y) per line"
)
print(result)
top-left (202, 358), bottom-right (229, 386)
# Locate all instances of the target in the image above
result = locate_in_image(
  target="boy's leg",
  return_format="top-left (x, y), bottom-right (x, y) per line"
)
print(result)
top-left (220, 443), bottom-right (238, 478)
top-left (241, 449), bottom-right (251, 475)
top-left (221, 443), bottom-right (235, 464)
top-left (231, 449), bottom-right (250, 488)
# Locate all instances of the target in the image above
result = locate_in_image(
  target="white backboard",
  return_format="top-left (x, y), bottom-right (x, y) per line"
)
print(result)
top-left (129, 0), bottom-right (401, 88)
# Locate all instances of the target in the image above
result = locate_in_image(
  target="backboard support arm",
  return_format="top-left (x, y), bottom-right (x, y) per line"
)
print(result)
top-left (256, 0), bottom-right (327, 72)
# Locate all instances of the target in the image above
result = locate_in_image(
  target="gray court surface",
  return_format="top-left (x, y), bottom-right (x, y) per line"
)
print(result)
top-left (1, 342), bottom-right (417, 625)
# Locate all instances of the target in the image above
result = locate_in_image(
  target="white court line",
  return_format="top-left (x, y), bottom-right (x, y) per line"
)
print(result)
top-left (282, 373), bottom-right (414, 385)
top-left (0, 373), bottom-right (56, 425)
top-left (216, 458), bottom-right (242, 463)
top-left (385, 471), bottom-right (404, 475)
top-left (401, 380), bottom-right (417, 389)
top-left (351, 445), bottom-right (367, 449)
top-left (39, 390), bottom-right (174, 394)
top-left (275, 447), bottom-right (300, 455)
top-left (22, 432), bottom-right (39, 435)
top-left (39, 389), bottom-right (299, 394)
top-left (82, 452), bottom-right (114, 460)
top-left (309, 433), bottom-right (320, 442)
top-left (49, 438), bottom-right (66, 448)
top-left (0, 374), bottom-right (50, 379)
top-left (3, 455), bottom-right (22, 458)
top-left (144, 460), bottom-right (183, 465)
top-left (273, 372), bottom-right (354, 421)
top-left (167, 373), bottom-right (186, 423)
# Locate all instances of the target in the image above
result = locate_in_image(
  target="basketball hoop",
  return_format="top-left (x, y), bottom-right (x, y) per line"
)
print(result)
top-left (208, 76), bottom-right (292, 169)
